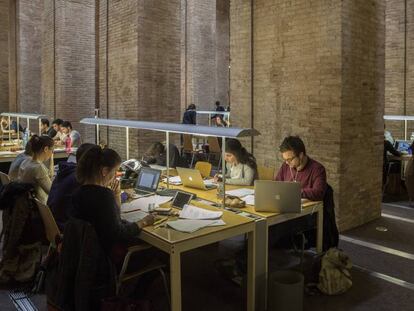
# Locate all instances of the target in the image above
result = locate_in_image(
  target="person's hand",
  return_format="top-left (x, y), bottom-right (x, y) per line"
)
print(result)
top-left (137, 214), bottom-right (155, 229)
top-left (213, 174), bottom-right (222, 183)
top-left (109, 178), bottom-right (121, 195)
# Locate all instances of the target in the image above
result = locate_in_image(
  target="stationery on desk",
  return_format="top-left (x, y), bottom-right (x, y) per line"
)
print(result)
top-left (179, 204), bottom-right (223, 220)
top-left (162, 176), bottom-right (182, 185)
top-left (120, 210), bottom-right (148, 222)
top-left (121, 195), bottom-right (174, 213)
top-left (225, 188), bottom-right (255, 198)
top-left (243, 194), bottom-right (255, 205)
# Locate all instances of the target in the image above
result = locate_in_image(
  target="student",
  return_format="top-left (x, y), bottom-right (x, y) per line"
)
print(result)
top-left (274, 136), bottom-right (327, 201)
top-left (144, 142), bottom-right (182, 168)
top-left (71, 146), bottom-right (155, 255)
top-left (41, 118), bottom-right (57, 138)
top-left (214, 138), bottom-right (257, 186)
top-left (8, 140), bottom-right (33, 181)
top-left (17, 135), bottom-right (54, 204)
top-left (52, 118), bottom-right (65, 142)
top-left (1, 117), bottom-right (24, 134)
top-left (47, 143), bottom-right (95, 230)
top-left (61, 121), bottom-right (82, 148)
top-left (182, 104), bottom-right (197, 125)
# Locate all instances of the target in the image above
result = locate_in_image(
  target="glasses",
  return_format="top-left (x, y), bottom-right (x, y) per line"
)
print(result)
top-left (284, 155), bottom-right (297, 164)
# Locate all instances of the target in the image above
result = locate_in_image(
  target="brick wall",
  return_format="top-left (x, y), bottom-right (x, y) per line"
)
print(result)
top-left (17, 0), bottom-right (43, 125)
top-left (231, 0), bottom-right (384, 231)
top-left (0, 0), bottom-right (10, 113)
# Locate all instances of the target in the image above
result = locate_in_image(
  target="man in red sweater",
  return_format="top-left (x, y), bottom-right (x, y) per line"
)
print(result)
top-left (274, 136), bottom-right (327, 201)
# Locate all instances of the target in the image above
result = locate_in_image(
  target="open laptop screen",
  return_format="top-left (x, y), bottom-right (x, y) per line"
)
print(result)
top-left (135, 167), bottom-right (161, 192)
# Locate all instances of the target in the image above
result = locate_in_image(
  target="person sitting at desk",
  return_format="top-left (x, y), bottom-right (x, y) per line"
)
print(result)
top-left (8, 140), bottom-right (33, 181)
top-left (214, 138), bottom-right (257, 186)
top-left (47, 143), bottom-right (95, 230)
top-left (1, 117), bottom-right (24, 135)
top-left (61, 121), bottom-right (82, 148)
top-left (52, 118), bottom-right (65, 143)
top-left (383, 139), bottom-right (401, 186)
top-left (274, 136), bottom-right (327, 201)
top-left (17, 135), bottom-right (54, 204)
top-left (71, 146), bottom-right (154, 257)
top-left (40, 118), bottom-right (57, 138)
top-left (143, 142), bottom-right (182, 168)
top-left (182, 104), bottom-right (197, 125)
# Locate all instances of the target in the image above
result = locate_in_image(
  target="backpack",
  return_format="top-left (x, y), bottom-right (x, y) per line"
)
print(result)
top-left (317, 248), bottom-right (352, 295)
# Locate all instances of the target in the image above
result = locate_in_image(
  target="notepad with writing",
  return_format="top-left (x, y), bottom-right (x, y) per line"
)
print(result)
top-left (121, 195), bottom-right (174, 213)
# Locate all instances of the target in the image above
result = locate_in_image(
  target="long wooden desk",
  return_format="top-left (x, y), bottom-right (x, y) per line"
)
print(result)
top-left (163, 183), bottom-right (323, 311)
top-left (138, 200), bottom-right (256, 311)
top-left (0, 148), bottom-right (69, 163)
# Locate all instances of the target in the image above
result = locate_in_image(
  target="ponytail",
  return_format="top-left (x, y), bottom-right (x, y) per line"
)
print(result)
top-left (76, 146), bottom-right (121, 184)
top-left (29, 135), bottom-right (53, 154)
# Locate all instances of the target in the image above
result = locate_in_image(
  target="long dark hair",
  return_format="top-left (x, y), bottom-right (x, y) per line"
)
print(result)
top-left (225, 139), bottom-right (257, 172)
top-left (29, 135), bottom-right (54, 154)
top-left (76, 145), bottom-right (121, 184)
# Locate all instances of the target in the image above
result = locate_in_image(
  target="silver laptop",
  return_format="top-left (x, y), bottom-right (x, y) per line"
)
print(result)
top-left (254, 180), bottom-right (301, 213)
top-left (176, 167), bottom-right (217, 190)
top-left (134, 167), bottom-right (161, 197)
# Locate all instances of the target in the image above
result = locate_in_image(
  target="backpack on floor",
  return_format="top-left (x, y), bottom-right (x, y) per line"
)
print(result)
top-left (317, 248), bottom-right (352, 295)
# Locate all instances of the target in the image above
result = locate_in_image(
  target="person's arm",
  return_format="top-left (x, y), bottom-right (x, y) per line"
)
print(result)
top-left (274, 165), bottom-right (286, 181)
top-left (385, 140), bottom-right (401, 157)
top-left (225, 164), bottom-right (255, 186)
top-left (301, 167), bottom-right (327, 201)
top-left (36, 164), bottom-right (52, 195)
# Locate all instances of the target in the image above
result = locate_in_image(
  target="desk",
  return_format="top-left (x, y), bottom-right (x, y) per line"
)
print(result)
top-left (0, 148), bottom-right (69, 163)
top-left (138, 200), bottom-right (256, 311)
top-left (164, 183), bottom-right (323, 311)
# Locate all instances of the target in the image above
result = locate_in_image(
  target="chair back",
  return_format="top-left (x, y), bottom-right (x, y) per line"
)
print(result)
top-left (35, 199), bottom-right (61, 245)
top-left (257, 166), bottom-right (275, 181)
top-left (208, 136), bottom-right (221, 153)
top-left (182, 134), bottom-right (194, 152)
top-left (195, 161), bottom-right (212, 178)
top-left (0, 172), bottom-right (10, 185)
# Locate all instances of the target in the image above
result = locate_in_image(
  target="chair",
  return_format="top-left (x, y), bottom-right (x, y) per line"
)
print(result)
top-left (34, 199), bottom-right (61, 248)
top-left (207, 136), bottom-right (222, 168)
top-left (257, 166), bottom-right (275, 181)
top-left (0, 172), bottom-right (10, 185)
top-left (182, 134), bottom-right (205, 168)
top-left (195, 161), bottom-right (212, 178)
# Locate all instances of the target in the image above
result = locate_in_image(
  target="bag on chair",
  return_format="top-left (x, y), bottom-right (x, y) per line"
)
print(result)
top-left (317, 248), bottom-right (352, 295)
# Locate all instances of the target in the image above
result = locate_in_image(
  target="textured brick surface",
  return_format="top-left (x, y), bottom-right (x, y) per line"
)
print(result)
top-left (0, 0), bottom-right (9, 113)
top-left (230, 0), bottom-right (384, 231)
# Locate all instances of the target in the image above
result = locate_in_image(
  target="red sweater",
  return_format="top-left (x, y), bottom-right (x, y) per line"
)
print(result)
top-left (274, 157), bottom-right (327, 201)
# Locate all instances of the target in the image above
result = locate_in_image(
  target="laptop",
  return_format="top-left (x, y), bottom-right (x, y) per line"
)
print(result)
top-left (134, 167), bottom-right (161, 197)
top-left (395, 140), bottom-right (411, 153)
top-left (176, 167), bottom-right (217, 190)
top-left (254, 180), bottom-right (301, 213)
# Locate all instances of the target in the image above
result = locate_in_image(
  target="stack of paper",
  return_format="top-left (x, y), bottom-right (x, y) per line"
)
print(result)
top-left (120, 210), bottom-right (148, 222)
top-left (166, 219), bottom-right (226, 233)
top-left (225, 188), bottom-right (254, 198)
top-left (243, 194), bottom-right (255, 205)
top-left (179, 204), bottom-right (223, 220)
top-left (162, 176), bottom-right (182, 185)
top-left (121, 195), bottom-right (174, 213)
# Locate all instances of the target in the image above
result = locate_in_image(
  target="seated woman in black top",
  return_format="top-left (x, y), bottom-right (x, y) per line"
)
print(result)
top-left (72, 146), bottom-right (154, 255)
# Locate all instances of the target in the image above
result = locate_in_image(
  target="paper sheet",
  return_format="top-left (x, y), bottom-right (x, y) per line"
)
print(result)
top-left (162, 176), bottom-right (182, 185)
top-left (179, 204), bottom-right (223, 220)
top-left (225, 188), bottom-right (255, 197)
top-left (120, 210), bottom-right (148, 222)
top-left (243, 194), bottom-right (255, 205)
top-left (121, 195), bottom-right (173, 213)
top-left (166, 219), bottom-right (226, 233)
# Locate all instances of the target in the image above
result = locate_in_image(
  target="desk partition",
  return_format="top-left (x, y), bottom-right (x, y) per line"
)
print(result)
top-left (196, 110), bottom-right (230, 126)
top-left (1, 112), bottom-right (47, 142)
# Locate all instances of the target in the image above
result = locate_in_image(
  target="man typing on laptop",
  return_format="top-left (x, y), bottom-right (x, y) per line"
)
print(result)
top-left (274, 136), bottom-right (327, 201)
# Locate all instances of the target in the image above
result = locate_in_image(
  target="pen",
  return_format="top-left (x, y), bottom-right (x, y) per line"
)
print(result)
top-left (153, 217), bottom-right (168, 228)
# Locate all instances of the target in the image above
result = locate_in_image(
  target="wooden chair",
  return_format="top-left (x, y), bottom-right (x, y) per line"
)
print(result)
top-left (257, 166), bottom-right (275, 181)
top-left (0, 172), bottom-right (10, 185)
top-left (195, 161), bottom-right (212, 178)
top-left (182, 134), bottom-right (205, 168)
top-left (207, 136), bottom-right (222, 168)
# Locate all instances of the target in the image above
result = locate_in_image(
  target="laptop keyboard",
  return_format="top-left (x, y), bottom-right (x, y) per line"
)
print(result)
top-left (134, 189), bottom-right (153, 196)
top-left (156, 189), bottom-right (178, 197)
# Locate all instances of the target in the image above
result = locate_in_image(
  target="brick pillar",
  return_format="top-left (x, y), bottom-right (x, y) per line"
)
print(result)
top-left (99, 0), bottom-right (181, 160)
top-left (16, 0), bottom-right (43, 123)
top-left (0, 0), bottom-right (10, 112)
top-left (231, 0), bottom-right (385, 231)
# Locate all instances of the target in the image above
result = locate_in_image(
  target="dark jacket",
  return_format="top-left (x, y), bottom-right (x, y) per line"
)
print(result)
top-left (144, 143), bottom-right (182, 168)
top-left (182, 109), bottom-right (196, 125)
top-left (46, 217), bottom-right (116, 311)
top-left (47, 161), bottom-right (78, 230)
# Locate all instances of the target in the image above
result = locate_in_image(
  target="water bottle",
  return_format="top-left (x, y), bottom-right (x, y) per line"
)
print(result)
top-left (65, 135), bottom-right (72, 153)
